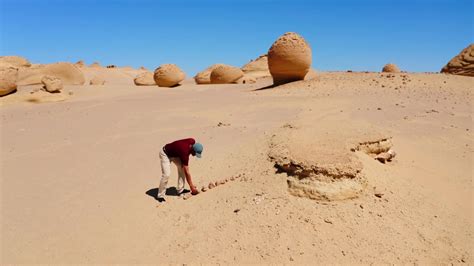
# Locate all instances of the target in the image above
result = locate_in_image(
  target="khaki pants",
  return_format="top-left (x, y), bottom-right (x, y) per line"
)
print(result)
top-left (158, 149), bottom-right (186, 198)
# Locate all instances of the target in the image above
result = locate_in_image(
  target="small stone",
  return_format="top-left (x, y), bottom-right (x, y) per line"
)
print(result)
top-left (208, 182), bottom-right (215, 189)
top-left (183, 194), bottom-right (191, 200)
top-left (234, 209), bottom-right (240, 213)
top-left (374, 193), bottom-right (384, 198)
top-left (324, 219), bottom-right (333, 224)
top-left (201, 186), bottom-right (208, 192)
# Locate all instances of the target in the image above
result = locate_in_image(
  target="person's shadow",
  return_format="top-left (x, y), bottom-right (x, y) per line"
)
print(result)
top-left (146, 187), bottom-right (190, 202)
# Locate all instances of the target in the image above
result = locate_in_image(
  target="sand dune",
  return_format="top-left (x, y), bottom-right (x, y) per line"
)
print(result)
top-left (1, 70), bottom-right (472, 264)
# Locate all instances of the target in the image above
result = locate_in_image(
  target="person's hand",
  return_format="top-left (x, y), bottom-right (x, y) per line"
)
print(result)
top-left (191, 186), bottom-right (200, 195)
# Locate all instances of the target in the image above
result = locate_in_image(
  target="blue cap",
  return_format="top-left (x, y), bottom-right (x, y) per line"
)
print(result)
top-left (193, 143), bottom-right (203, 158)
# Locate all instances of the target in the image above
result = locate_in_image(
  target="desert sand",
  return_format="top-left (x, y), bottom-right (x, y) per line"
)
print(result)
top-left (1, 58), bottom-right (473, 264)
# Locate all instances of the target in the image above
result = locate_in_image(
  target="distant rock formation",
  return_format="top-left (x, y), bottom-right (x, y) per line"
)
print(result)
top-left (134, 72), bottom-right (155, 86)
top-left (382, 63), bottom-right (400, 73)
top-left (16, 62), bottom-right (85, 85)
top-left (210, 65), bottom-right (244, 84)
top-left (242, 54), bottom-right (271, 79)
top-left (75, 60), bottom-right (85, 67)
top-left (194, 64), bottom-right (226, 84)
top-left (90, 62), bottom-right (101, 68)
top-left (153, 64), bottom-right (185, 87)
top-left (441, 44), bottom-right (474, 77)
top-left (0, 56), bottom-right (31, 68)
top-left (90, 76), bottom-right (105, 85)
top-left (268, 32), bottom-right (312, 85)
top-left (106, 65), bottom-right (117, 68)
top-left (41, 75), bottom-right (63, 93)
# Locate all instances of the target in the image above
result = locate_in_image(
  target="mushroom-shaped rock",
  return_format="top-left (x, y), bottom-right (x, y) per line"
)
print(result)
top-left (90, 76), bottom-right (105, 85)
top-left (194, 64), bottom-right (226, 84)
top-left (0, 56), bottom-right (31, 68)
top-left (268, 32), bottom-right (312, 85)
top-left (210, 65), bottom-right (244, 84)
top-left (382, 63), bottom-right (400, 73)
top-left (153, 64), bottom-right (185, 87)
top-left (41, 75), bottom-right (63, 93)
top-left (16, 62), bottom-right (85, 85)
top-left (134, 72), bottom-right (156, 86)
top-left (441, 44), bottom-right (474, 77)
top-left (0, 79), bottom-right (17, 96)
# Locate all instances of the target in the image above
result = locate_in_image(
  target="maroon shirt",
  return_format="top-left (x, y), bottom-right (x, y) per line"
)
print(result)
top-left (164, 138), bottom-right (195, 166)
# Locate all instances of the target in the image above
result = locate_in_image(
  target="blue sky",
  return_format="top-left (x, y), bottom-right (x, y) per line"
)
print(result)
top-left (1, 0), bottom-right (472, 75)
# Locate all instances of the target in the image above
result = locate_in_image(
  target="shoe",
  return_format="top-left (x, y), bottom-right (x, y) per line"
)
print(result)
top-left (157, 197), bottom-right (166, 203)
top-left (178, 189), bottom-right (190, 196)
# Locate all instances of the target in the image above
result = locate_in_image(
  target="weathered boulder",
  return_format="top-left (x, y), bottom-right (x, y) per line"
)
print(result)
top-left (41, 75), bottom-right (63, 93)
top-left (16, 62), bottom-right (85, 85)
top-left (0, 79), bottom-right (17, 97)
top-left (210, 65), bottom-right (244, 84)
top-left (194, 64), bottom-right (226, 84)
top-left (0, 67), bottom-right (19, 83)
top-left (268, 32), bottom-right (312, 85)
top-left (441, 44), bottom-right (474, 77)
top-left (134, 72), bottom-right (155, 86)
top-left (382, 63), bottom-right (400, 73)
top-left (0, 56), bottom-right (31, 68)
top-left (153, 64), bottom-right (185, 87)
top-left (90, 76), bottom-right (105, 85)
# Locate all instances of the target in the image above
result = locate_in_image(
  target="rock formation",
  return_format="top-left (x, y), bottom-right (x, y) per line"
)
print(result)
top-left (90, 62), bottom-right (101, 68)
top-left (194, 64), bottom-right (226, 84)
top-left (90, 76), bottom-right (105, 85)
top-left (382, 63), bottom-right (400, 73)
top-left (153, 64), bottom-right (185, 87)
top-left (0, 79), bottom-right (17, 97)
top-left (0, 56), bottom-right (31, 68)
top-left (210, 65), bottom-right (244, 84)
top-left (75, 60), bottom-right (85, 67)
top-left (41, 75), bottom-right (63, 93)
top-left (241, 54), bottom-right (271, 79)
top-left (16, 62), bottom-right (85, 85)
top-left (134, 72), bottom-right (155, 86)
top-left (268, 32), bottom-right (312, 85)
top-left (441, 44), bottom-right (474, 77)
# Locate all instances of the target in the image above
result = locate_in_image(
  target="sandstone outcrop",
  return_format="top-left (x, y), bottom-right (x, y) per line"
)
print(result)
top-left (382, 63), bottom-right (400, 73)
top-left (90, 76), bottom-right (105, 85)
top-left (0, 56), bottom-right (31, 68)
top-left (153, 64), bottom-right (185, 87)
top-left (268, 32), bottom-right (312, 85)
top-left (241, 54), bottom-right (271, 79)
top-left (194, 64), bottom-right (226, 84)
top-left (0, 79), bottom-right (17, 97)
top-left (16, 62), bottom-right (85, 85)
top-left (134, 72), bottom-right (155, 86)
top-left (41, 75), bottom-right (63, 92)
top-left (210, 65), bottom-right (244, 84)
top-left (441, 44), bottom-right (474, 76)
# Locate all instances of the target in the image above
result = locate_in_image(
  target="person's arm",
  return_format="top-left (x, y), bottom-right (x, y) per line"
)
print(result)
top-left (183, 165), bottom-right (199, 194)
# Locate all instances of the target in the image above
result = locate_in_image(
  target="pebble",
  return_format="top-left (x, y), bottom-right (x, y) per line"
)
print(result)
top-left (208, 182), bottom-right (215, 189)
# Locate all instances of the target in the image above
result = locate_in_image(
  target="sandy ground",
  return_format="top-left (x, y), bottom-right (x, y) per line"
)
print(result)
top-left (1, 72), bottom-right (472, 264)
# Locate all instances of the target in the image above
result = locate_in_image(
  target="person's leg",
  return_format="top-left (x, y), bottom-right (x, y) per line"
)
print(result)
top-left (157, 149), bottom-right (171, 199)
top-left (174, 158), bottom-right (186, 194)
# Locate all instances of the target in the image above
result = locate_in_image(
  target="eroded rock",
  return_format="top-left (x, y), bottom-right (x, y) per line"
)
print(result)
top-left (41, 75), bottom-right (63, 93)
top-left (153, 64), bottom-right (185, 87)
top-left (134, 72), bottom-right (155, 86)
top-left (268, 32), bottom-right (312, 85)
top-left (441, 44), bottom-right (474, 76)
top-left (210, 65), bottom-right (244, 84)
top-left (382, 63), bottom-right (400, 73)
